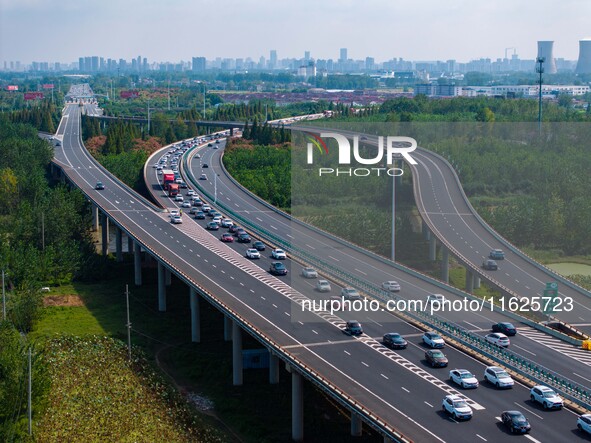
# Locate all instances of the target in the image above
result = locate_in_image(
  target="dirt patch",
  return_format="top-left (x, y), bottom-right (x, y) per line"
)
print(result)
top-left (43, 294), bottom-right (85, 307)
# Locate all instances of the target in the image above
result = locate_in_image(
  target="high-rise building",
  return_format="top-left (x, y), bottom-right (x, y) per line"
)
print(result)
top-left (192, 57), bottom-right (206, 72)
top-left (537, 41), bottom-right (557, 74)
top-left (575, 39), bottom-right (591, 74)
top-left (269, 50), bottom-right (277, 69)
top-left (340, 48), bottom-right (347, 62)
top-left (304, 51), bottom-right (310, 61)
top-left (79, 57), bottom-right (84, 71)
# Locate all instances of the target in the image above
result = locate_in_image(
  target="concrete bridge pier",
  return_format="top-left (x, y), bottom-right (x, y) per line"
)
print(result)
top-left (441, 246), bottom-right (449, 283)
top-left (232, 320), bottom-right (243, 386)
top-left (134, 241), bottom-right (142, 286)
top-left (115, 227), bottom-right (123, 262)
top-left (101, 213), bottom-right (109, 256)
top-left (465, 269), bottom-right (474, 293)
top-left (190, 288), bottom-right (200, 343)
top-left (351, 412), bottom-right (362, 437)
top-left (429, 235), bottom-right (437, 261)
top-left (224, 315), bottom-right (232, 341)
top-left (269, 353), bottom-right (280, 384)
top-left (158, 262), bottom-right (167, 312)
top-left (292, 371), bottom-right (304, 441)
top-left (92, 204), bottom-right (99, 231)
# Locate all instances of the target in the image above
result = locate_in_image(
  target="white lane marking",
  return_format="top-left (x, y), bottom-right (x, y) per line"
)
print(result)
top-left (401, 387), bottom-right (410, 393)
top-left (524, 435), bottom-right (542, 443)
top-left (344, 350), bottom-right (351, 355)
top-left (285, 312), bottom-right (291, 317)
top-left (306, 244), bottom-right (316, 250)
top-left (270, 225), bottom-right (278, 230)
top-left (272, 303), bottom-right (278, 308)
top-left (381, 374), bottom-right (389, 380)
top-left (355, 268), bottom-right (367, 276)
top-left (464, 321), bottom-right (479, 329)
top-left (361, 361), bottom-right (369, 367)
top-left (312, 330), bottom-right (318, 335)
top-left (512, 344), bottom-right (536, 356)
top-left (424, 401), bottom-right (433, 408)
top-left (573, 372), bottom-right (591, 383)
top-left (476, 435), bottom-right (487, 442)
top-left (328, 255), bottom-right (340, 262)
top-left (514, 402), bottom-right (543, 420)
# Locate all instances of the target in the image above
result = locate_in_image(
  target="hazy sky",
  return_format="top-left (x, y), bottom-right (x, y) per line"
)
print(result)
top-left (1, 0), bottom-right (590, 65)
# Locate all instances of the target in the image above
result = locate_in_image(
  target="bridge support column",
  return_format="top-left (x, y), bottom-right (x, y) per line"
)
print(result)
top-left (292, 371), bottom-right (304, 442)
top-left (429, 235), bottom-right (437, 261)
top-left (190, 288), bottom-right (200, 343)
top-left (422, 221), bottom-right (430, 240)
top-left (230, 127), bottom-right (234, 136)
top-left (158, 262), bottom-right (167, 312)
top-left (351, 412), bottom-right (362, 437)
top-left (134, 242), bottom-right (142, 286)
top-left (115, 227), bottom-right (123, 262)
top-left (232, 320), bottom-right (243, 386)
top-left (465, 269), bottom-right (474, 293)
top-left (144, 252), bottom-right (152, 264)
top-left (224, 315), bottom-right (232, 341)
top-left (92, 204), bottom-right (99, 231)
top-left (441, 247), bottom-right (449, 283)
top-left (127, 235), bottom-right (133, 254)
top-left (474, 276), bottom-right (481, 289)
top-left (269, 353), bottom-right (280, 384)
top-left (101, 213), bottom-right (109, 256)
top-left (165, 268), bottom-right (172, 286)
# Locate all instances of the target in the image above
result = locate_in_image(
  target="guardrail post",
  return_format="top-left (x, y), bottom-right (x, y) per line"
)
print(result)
top-left (158, 262), bottom-right (166, 312)
top-left (351, 412), bottom-right (362, 437)
top-left (292, 371), bottom-right (304, 441)
top-left (232, 320), bottom-right (243, 386)
top-left (224, 315), bottom-right (232, 341)
top-left (101, 212), bottom-right (109, 256)
top-left (165, 268), bottom-right (171, 286)
top-left (441, 246), bottom-right (449, 283)
top-left (134, 242), bottom-right (142, 286)
top-left (465, 268), bottom-right (474, 292)
top-left (115, 227), bottom-right (123, 262)
top-left (269, 352), bottom-right (280, 384)
top-left (92, 204), bottom-right (99, 231)
top-left (190, 288), bottom-right (200, 343)
top-left (429, 235), bottom-right (437, 261)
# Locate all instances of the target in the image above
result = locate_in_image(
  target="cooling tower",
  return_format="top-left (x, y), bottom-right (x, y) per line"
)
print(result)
top-left (537, 41), bottom-right (557, 74)
top-left (575, 39), bottom-right (591, 74)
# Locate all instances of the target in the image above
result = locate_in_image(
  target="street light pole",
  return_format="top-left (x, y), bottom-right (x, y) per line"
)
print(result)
top-left (536, 56), bottom-right (545, 132)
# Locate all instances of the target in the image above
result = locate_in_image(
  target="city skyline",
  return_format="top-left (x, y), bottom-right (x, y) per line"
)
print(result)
top-left (1, 0), bottom-right (590, 65)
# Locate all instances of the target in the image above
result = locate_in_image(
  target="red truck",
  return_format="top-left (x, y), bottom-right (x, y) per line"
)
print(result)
top-left (168, 183), bottom-right (179, 197)
top-left (162, 169), bottom-right (175, 190)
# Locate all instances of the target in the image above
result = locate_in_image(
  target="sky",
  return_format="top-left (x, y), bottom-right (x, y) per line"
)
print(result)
top-left (1, 0), bottom-right (590, 65)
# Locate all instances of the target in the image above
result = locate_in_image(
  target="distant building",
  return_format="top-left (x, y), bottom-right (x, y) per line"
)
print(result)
top-left (537, 41), bottom-right (557, 74)
top-left (340, 48), bottom-right (347, 62)
top-left (575, 39), bottom-right (591, 74)
top-left (192, 57), bottom-right (206, 72)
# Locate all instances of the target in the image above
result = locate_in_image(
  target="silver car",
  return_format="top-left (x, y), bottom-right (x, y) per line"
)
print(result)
top-left (301, 267), bottom-right (318, 278)
top-left (316, 280), bottom-right (332, 292)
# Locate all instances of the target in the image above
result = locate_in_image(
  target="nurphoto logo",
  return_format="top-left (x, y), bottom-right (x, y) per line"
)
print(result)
top-left (305, 132), bottom-right (418, 177)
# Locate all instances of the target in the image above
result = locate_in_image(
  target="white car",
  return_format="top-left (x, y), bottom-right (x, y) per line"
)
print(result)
top-left (426, 294), bottom-right (445, 307)
top-left (441, 395), bottom-right (473, 420)
top-left (449, 369), bottom-right (479, 389)
top-left (484, 366), bottom-right (514, 388)
top-left (202, 204), bottom-right (212, 212)
top-left (174, 195), bottom-right (184, 202)
top-left (245, 249), bottom-right (260, 259)
top-left (341, 288), bottom-right (361, 300)
top-left (316, 280), bottom-right (332, 292)
top-left (169, 209), bottom-right (180, 218)
top-left (382, 281), bottom-right (401, 292)
top-left (181, 201), bottom-right (191, 208)
top-left (301, 267), bottom-right (318, 278)
top-left (187, 190), bottom-right (195, 196)
top-left (485, 332), bottom-right (510, 347)
top-left (212, 216), bottom-right (222, 225)
top-left (422, 331), bottom-right (445, 348)
top-left (530, 385), bottom-right (563, 409)
top-left (171, 215), bottom-right (183, 224)
top-left (578, 414), bottom-right (591, 435)
top-left (220, 219), bottom-right (234, 228)
top-left (271, 249), bottom-right (287, 259)
top-left (158, 170), bottom-right (163, 175)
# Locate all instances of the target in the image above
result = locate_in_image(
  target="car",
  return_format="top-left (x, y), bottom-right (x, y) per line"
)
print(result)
top-left (202, 204), bottom-right (212, 212)
top-left (577, 414), bottom-right (591, 435)
top-left (209, 211), bottom-right (222, 219)
top-left (220, 219), bottom-right (234, 228)
top-left (180, 181), bottom-right (188, 189)
top-left (189, 206), bottom-right (200, 214)
top-left (171, 215), bottom-right (183, 224)
top-left (422, 331), bottom-right (445, 348)
top-left (152, 163), bottom-right (158, 168)
top-left (425, 349), bottom-right (448, 367)
top-left (215, 139), bottom-right (220, 144)
top-left (253, 240), bottom-right (266, 251)
top-left (229, 224), bottom-right (241, 233)
top-left (220, 233), bottom-right (234, 243)
top-left (56, 141), bottom-right (61, 146)
top-left (484, 366), bottom-right (514, 388)
top-left (449, 369), bottom-right (479, 389)
top-left (175, 178), bottom-right (182, 184)
top-left (95, 181), bottom-right (105, 190)
top-left (491, 322), bottom-right (516, 336)
top-left (181, 201), bottom-right (191, 208)
top-left (195, 153), bottom-right (201, 158)
top-left (236, 232), bottom-right (251, 243)
top-left (301, 267), bottom-right (318, 278)
top-left (199, 174), bottom-right (207, 180)
top-left (174, 195), bottom-right (184, 202)
top-left (482, 259), bottom-right (498, 270)
top-left (382, 333), bottom-right (407, 350)
top-left (500, 411), bottom-right (531, 434)
top-left (530, 385), bottom-right (563, 409)
top-left (426, 294), bottom-right (445, 307)
top-left (271, 249), bottom-right (287, 259)
top-left (192, 199), bottom-right (203, 207)
top-left (442, 395), bottom-right (473, 420)
top-left (316, 280), bottom-right (332, 292)
top-left (212, 216), bottom-right (222, 225)
top-left (194, 211), bottom-right (206, 219)
top-left (344, 320), bottom-right (363, 336)
top-left (203, 163), bottom-right (209, 168)
top-left (269, 262), bottom-right (287, 276)
top-left (158, 170), bottom-right (163, 175)
top-left (485, 332), bottom-right (510, 347)
top-left (245, 248), bottom-right (260, 259)
top-left (207, 143), bottom-right (212, 147)
top-left (206, 222), bottom-right (219, 230)
top-left (341, 287), bottom-right (361, 300)
top-left (382, 281), bottom-right (401, 292)
top-left (169, 209), bottom-right (180, 218)
top-left (489, 249), bottom-right (505, 260)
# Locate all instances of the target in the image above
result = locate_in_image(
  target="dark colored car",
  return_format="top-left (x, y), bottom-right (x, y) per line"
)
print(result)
top-left (501, 411), bottom-right (531, 434)
top-left (269, 262), bottom-right (287, 276)
top-left (229, 225), bottom-right (241, 234)
top-left (489, 249), bottom-right (505, 260)
top-left (482, 259), bottom-right (498, 270)
top-left (383, 333), bottom-right (407, 350)
top-left (492, 322), bottom-right (516, 336)
top-left (209, 211), bottom-right (222, 218)
top-left (220, 233), bottom-right (234, 242)
top-left (234, 228), bottom-right (247, 237)
top-left (253, 240), bottom-right (266, 251)
top-left (95, 181), bottom-right (105, 190)
top-left (236, 232), bottom-right (251, 243)
top-left (344, 320), bottom-right (363, 336)
top-left (194, 211), bottom-right (206, 220)
top-left (203, 163), bottom-right (209, 168)
top-left (206, 222), bottom-right (219, 230)
top-left (425, 349), bottom-right (448, 368)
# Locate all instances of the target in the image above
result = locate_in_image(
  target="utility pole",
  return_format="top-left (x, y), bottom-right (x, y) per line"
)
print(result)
top-left (147, 100), bottom-right (151, 134)
top-left (203, 83), bottom-right (206, 120)
top-left (125, 284), bottom-right (132, 361)
top-left (2, 269), bottom-right (5, 321)
top-left (167, 78), bottom-right (171, 111)
top-left (28, 348), bottom-right (32, 436)
top-left (536, 56), bottom-right (545, 132)
top-left (41, 213), bottom-right (45, 251)
top-left (391, 165), bottom-right (396, 261)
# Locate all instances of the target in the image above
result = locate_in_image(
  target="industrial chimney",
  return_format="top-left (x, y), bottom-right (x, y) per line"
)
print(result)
top-left (575, 39), bottom-right (591, 74)
top-left (537, 41), bottom-right (557, 74)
